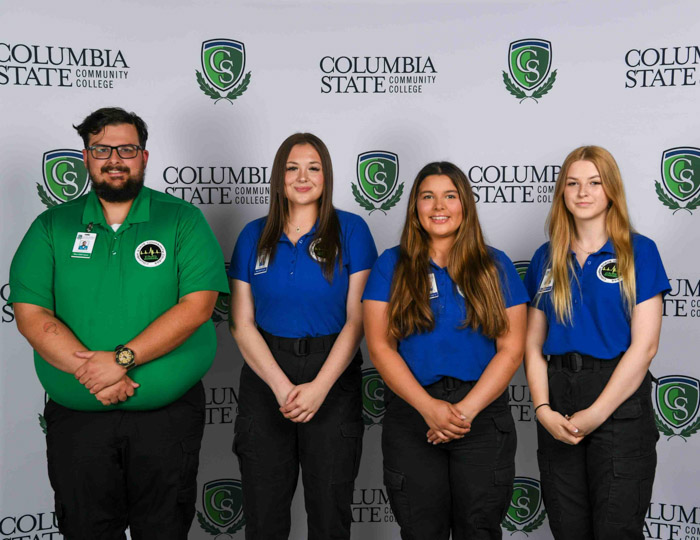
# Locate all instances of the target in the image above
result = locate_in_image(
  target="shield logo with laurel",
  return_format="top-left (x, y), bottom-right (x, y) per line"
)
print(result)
top-left (39, 149), bottom-right (89, 207)
top-left (357, 151), bottom-right (399, 203)
top-left (352, 151), bottom-right (403, 214)
top-left (197, 479), bottom-right (245, 535)
top-left (502, 39), bottom-right (557, 103)
top-left (661, 148), bottom-right (700, 202)
top-left (513, 260), bottom-right (530, 281)
top-left (509, 40), bottom-right (551, 91)
top-left (361, 368), bottom-right (386, 427)
top-left (196, 39), bottom-right (252, 104)
top-left (202, 39), bottom-right (245, 92)
top-left (502, 477), bottom-right (546, 533)
top-left (655, 375), bottom-right (700, 430)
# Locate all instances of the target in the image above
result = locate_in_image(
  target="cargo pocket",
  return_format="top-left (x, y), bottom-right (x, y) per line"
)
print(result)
top-left (606, 453), bottom-right (656, 524)
top-left (493, 411), bottom-right (517, 460)
top-left (177, 436), bottom-right (202, 507)
top-left (612, 397), bottom-right (645, 457)
top-left (331, 420), bottom-right (364, 518)
top-left (493, 464), bottom-right (516, 521)
top-left (537, 450), bottom-right (561, 527)
top-left (332, 420), bottom-right (364, 482)
top-left (384, 467), bottom-right (411, 527)
top-left (232, 415), bottom-right (255, 458)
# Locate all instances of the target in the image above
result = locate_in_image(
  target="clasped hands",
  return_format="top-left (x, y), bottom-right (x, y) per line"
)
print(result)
top-left (73, 350), bottom-right (139, 406)
top-left (423, 398), bottom-right (473, 445)
top-left (536, 406), bottom-right (606, 445)
top-left (275, 379), bottom-right (330, 424)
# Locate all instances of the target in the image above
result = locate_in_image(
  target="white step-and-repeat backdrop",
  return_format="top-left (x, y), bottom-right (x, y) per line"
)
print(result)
top-left (1, 1), bottom-right (698, 538)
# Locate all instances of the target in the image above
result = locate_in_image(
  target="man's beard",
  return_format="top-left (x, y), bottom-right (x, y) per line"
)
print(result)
top-left (90, 165), bottom-right (145, 202)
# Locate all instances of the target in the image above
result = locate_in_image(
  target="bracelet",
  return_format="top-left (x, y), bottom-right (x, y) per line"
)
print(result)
top-left (534, 403), bottom-right (551, 413)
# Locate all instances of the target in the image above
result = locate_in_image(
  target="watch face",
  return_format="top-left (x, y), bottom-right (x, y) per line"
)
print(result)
top-left (117, 348), bottom-right (134, 366)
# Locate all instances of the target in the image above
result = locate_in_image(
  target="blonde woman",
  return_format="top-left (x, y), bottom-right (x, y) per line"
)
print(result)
top-left (364, 162), bottom-right (528, 539)
top-left (524, 146), bottom-right (670, 539)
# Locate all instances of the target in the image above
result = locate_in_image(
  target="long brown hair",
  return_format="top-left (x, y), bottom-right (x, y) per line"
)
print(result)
top-left (257, 133), bottom-right (341, 281)
top-left (544, 146), bottom-right (636, 323)
top-left (387, 162), bottom-right (508, 340)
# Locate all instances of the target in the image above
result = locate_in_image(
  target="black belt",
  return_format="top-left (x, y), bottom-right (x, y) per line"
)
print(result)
top-left (548, 352), bottom-right (622, 373)
top-left (259, 328), bottom-right (338, 357)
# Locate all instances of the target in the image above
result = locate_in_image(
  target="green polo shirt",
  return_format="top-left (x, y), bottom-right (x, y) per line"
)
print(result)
top-left (9, 187), bottom-right (229, 411)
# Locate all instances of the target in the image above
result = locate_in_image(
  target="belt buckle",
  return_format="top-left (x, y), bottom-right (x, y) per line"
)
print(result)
top-left (570, 352), bottom-right (583, 373)
top-left (294, 338), bottom-right (309, 356)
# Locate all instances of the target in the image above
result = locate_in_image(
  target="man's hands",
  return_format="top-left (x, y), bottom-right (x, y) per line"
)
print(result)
top-left (73, 350), bottom-right (140, 406)
top-left (94, 376), bottom-right (140, 406)
top-left (74, 350), bottom-right (126, 393)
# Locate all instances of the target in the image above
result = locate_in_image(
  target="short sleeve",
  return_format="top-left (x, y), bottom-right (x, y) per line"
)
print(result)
top-left (524, 244), bottom-right (548, 303)
top-left (9, 215), bottom-right (55, 310)
top-left (345, 215), bottom-right (378, 274)
top-left (493, 249), bottom-right (530, 308)
top-left (361, 249), bottom-right (398, 303)
top-left (176, 208), bottom-right (229, 297)
top-left (634, 236), bottom-right (671, 304)
top-left (228, 221), bottom-right (259, 283)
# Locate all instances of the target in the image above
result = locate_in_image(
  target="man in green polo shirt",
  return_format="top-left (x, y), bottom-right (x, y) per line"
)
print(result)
top-left (10, 107), bottom-right (229, 540)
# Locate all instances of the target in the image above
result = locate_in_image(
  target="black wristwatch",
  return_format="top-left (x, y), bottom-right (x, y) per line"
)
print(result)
top-left (114, 345), bottom-right (136, 370)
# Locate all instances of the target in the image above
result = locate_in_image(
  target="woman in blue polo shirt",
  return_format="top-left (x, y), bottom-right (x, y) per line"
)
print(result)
top-left (363, 162), bottom-right (528, 539)
top-left (228, 133), bottom-right (377, 539)
top-left (524, 146), bottom-right (669, 539)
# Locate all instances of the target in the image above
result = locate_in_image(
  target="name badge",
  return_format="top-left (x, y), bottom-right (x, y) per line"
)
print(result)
top-left (538, 267), bottom-right (553, 293)
top-left (71, 232), bottom-right (97, 259)
top-left (429, 272), bottom-right (439, 299)
top-left (254, 251), bottom-right (270, 275)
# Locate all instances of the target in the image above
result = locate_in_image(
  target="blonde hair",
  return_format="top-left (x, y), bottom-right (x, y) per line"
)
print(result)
top-left (388, 162), bottom-right (507, 340)
top-left (544, 146), bottom-right (635, 323)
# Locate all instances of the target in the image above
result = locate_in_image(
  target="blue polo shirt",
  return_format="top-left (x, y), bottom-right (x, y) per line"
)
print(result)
top-left (524, 234), bottom-right (670, 358)
top-left (229, 210), bottom-right (377, 338)
top-left (362, 246), bottom-right (529, 386)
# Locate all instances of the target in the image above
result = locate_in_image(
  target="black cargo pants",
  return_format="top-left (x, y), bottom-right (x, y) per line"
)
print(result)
top-left (233, 331), bottom-right (364, 540)
top-left (382, 378), bottom-right (517, 540)
top-left (537, 355), bottom-right (658, 540)
top-left (44, 381), bottom-right (205, 540)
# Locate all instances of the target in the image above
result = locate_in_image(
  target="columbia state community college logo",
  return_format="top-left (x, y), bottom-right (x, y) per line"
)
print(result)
top-left (502, 39), bottom-right (557, 103)
top-left (502, 477), bottom-right (547, 534)
top-left (197, 479), bottom-right (245, 537)
top-left (655, 147), bottom-right (700, 214)
top-left (362, 367), bottom-right (386, 428)
top-left (653, 375), bottom-right (700, 441)
top-left (196, 39), bottom-right (252, 104)
top-left (37, 149), bottom-right (89, 208)
top-left (352, 151), bottom-right (404, 215)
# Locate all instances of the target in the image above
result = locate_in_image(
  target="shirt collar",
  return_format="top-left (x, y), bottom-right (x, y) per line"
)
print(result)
top-left (81, 187), bottom-right (152, 228)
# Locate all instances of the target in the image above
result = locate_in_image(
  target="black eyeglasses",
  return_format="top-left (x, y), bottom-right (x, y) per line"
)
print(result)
top-left (86, 144), bottom-right (144, 160)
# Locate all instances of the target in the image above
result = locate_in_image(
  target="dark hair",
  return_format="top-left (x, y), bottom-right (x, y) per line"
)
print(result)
top-left (73, 107), bottom-right (148, 148)
top-left (257, 133), bottom-right (342, 282)
top-left (387, 161), bottom-right (507, 339)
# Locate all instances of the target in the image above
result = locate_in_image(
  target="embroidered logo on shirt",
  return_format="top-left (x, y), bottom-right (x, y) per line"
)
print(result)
top-left (135, 240), bottom-right (166, 267)
top-left (254, 250), bottom-right (270, 275)
top-left (538, 267), bottom-right (553, 293)
top-left (309, 238), bottom-right (329, 263)
top-left (597, 259), bottom-right (622, 283)
top-left (429, 272), bottom-right (439, 299)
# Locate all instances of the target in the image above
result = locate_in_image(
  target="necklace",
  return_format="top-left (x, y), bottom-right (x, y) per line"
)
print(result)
top-left (573, 238), bottom-right (606, 255)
